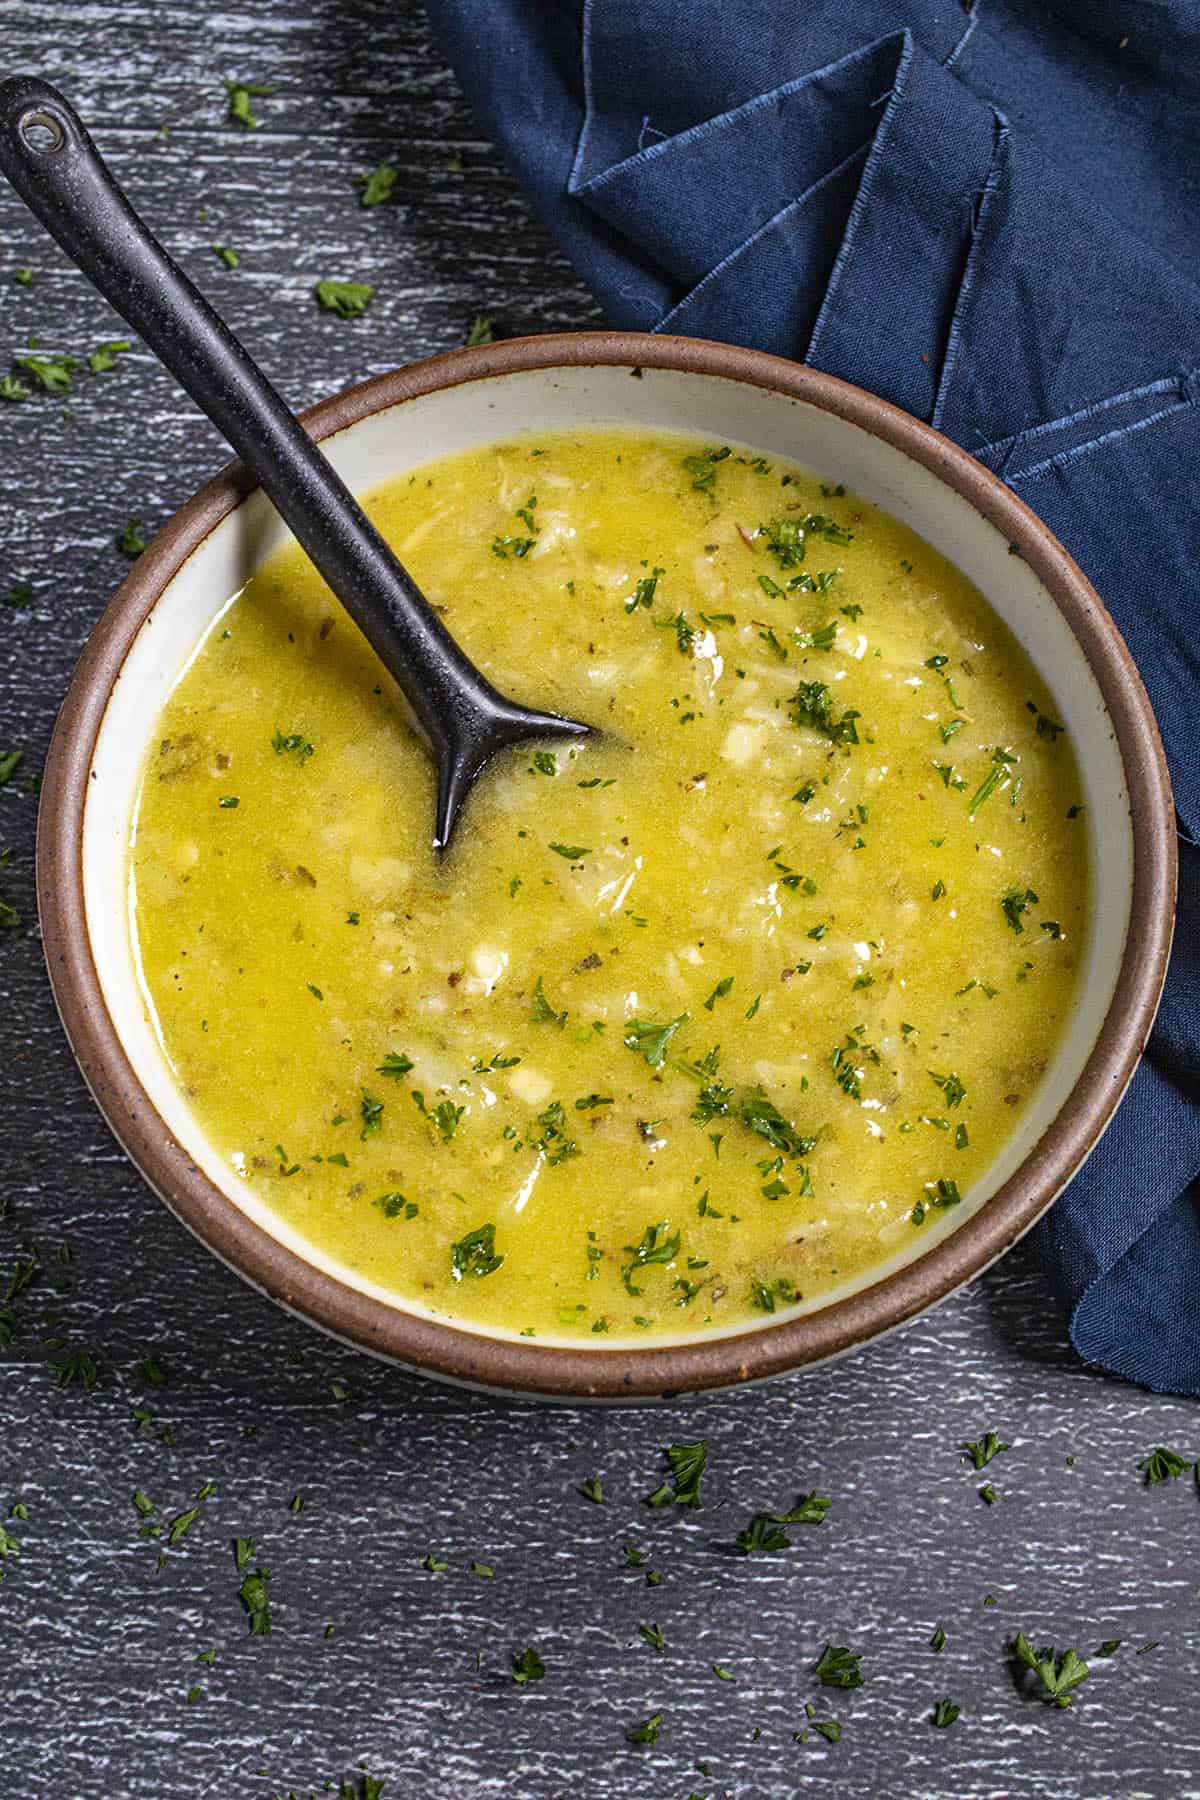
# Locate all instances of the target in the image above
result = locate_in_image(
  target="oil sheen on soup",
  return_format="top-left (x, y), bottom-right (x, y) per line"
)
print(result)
top-left (129, 430), bottom-right (1088, 1342)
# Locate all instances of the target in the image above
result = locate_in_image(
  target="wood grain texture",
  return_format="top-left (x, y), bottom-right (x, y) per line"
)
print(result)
top-left (0, 4), bottom-right (1197, 1797)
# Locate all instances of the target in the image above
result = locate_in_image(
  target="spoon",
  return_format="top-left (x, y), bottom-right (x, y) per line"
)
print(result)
top-left (0, 76), bottom-right (591, 851)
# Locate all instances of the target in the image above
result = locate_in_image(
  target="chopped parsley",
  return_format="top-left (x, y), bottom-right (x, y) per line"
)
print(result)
top-left (87, 339), bottom-right (131, 373)
top-left (626, 565), bottom-right (664, 613)
top-left (465, 313), bottom-right (495, 345)
top-left (238, 1565), bottom-right (272, 1636)
top-left (411, 1091), bottom-right (464, 1143)
top-left (211, 244), bottom-right (240, 269)
top-left (681, 444), bottom-right (731, 494)
top-left (358, 1088), bottom-right (384, 1140)
top-left (314, 279), bottom-right (375, 318)
top-left (376, 1051), bottom-right (415, 1079)
top-left (626, 1711), bottom-right (664, 1745)
top-left (1013, 1631), bottom-right (1090, 1708)
top-left (530, 975), bottom-right (567, 1028)
top-left (932, 1698), bottom-right (961, 1728)
top-left (271, 729), bottom-right (314, 764)
top-left (815, 1644), bottom-right (863, 1689)
top-left (739, 1087), bottom-right (814, 1156)
top-left (789, 680), bottom-right (860, 745)
top-left (962, 1430), bottom-right (1010, 1470)
top-left (624, 1013), bottom-right (688, 1068)
top-left (967, 746), bottom-right (1018, 815)
top-left (748, 1275), bottom-right (798, 1315)
top-left (1138, 1446), bottom-right (1194, 1485)
top-left (224, 77), bottom-right (273, 130)
top-left (511, 1647), bottom-right (545, 1686)
top-left (735, 1491), bottom-right (829, 1552)
top-left (929, 1070), bottom-right (966, 1109)
top-left (1001, 886), bottom-right (1038, 934)
top-left (1027, 701), bottom-right (1066, 741)
top-left (578, 1476), bottom-right (604, 1504)
top-left (118, 520), bottom-right (147, 558)
top-left (528, 1099), bottom-right (579, 1165)
top-left (643, 1441), bottom-right (707, 1509)
top-left (375, 1193), bottom-right (418, 1221)
top-left (16, 351), bottom-right (77, 395)
top-left (548, 841), bottom-right (590, 860)
top-left (450, 1223), bottom-right (503, 1281)
top-left (703, 977), bottom-right (733, 1011)
top-left (359, 163), bottom-right (397, 207)
top-left (620, 1222), bottom-right (681, 1295)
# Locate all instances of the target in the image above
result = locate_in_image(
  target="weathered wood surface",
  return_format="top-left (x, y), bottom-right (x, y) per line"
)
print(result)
top-left (1, 5), bottom-right (1197, 1796)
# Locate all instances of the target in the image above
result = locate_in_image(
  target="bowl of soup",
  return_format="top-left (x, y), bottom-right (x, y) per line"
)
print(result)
top-left (37, 333), bottom-right (1175, 1399)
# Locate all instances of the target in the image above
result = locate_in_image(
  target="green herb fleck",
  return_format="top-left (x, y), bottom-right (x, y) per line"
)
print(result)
top-left (450, 1223), bottom-right (503, 1281)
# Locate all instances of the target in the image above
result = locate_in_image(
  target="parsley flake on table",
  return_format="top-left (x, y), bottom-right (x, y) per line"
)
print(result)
top-left (87, 339), bottom-right (131, 373)
top-left (238, 1565), bottom-right (273, 1636)
top-left (118, 520), bottom-right (147, 558)
top-left (639, 1621), bottom-right (666, 1654)
top-left (643, 1440), bottom-right (707, 1509)
top-left (315, 279), bottom-right (375, 318)
top-left (735, 1491), bottom-right (830, 1553)
top-left (815, 1644), bottom-right (863, 1689)
top-left (0, 749), bottom-right (23, 787)
top-left (224, 77), bottom-right (273, 129)
top-left (511, 1647), bottom-right (545, 1686)
top-left (578, 1476), bottom-right (603, 1504)
top-left (358, 163), bottom-right (397, 208)
top-left (809, 1719), bottom-right (842, 1744)
top-left (1013, 1631), bottom-right (1090, 1707)
top-left (16, 351), bottom-right (77, 395)
top-left (962, 1430), bottom-right (1010, 1470)
top-left (932, 1698), bottom-right (961, 1728)
top-left (466, 313), bottom-right (495, 346)
top-left (211, 245), bottom-right (240, 269)
top-left (626, 1711), bottom-right (664, 1745)
top-left (1138, 1445), bottom-right (1194, 1484)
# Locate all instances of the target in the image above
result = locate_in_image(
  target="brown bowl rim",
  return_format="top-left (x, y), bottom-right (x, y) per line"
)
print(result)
top-left (36, 330), bottom-right (1177, 1400)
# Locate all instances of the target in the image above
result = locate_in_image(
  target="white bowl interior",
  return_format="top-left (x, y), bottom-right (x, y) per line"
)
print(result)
top-left (83, 365), bottom-right (1131, 1348)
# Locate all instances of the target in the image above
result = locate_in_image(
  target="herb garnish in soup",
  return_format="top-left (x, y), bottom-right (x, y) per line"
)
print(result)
top-left (129, 430), bottom-right (1087, 1340)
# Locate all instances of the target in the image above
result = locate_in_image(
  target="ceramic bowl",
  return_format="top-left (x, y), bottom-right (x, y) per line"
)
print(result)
top-left (38, 332), bottom-right (1176, 1400)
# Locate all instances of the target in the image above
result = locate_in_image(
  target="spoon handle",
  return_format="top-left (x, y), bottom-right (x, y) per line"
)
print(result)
top-left (0, 75), bottom-right (503, 764)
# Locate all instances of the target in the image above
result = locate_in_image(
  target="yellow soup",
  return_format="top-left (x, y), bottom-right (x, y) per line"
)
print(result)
top-left (129, 429), bottom-right (1088, 1341)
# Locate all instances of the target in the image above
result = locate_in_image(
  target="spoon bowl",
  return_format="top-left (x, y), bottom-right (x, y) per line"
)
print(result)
top-left (0, 75), bottom-right (591, 849)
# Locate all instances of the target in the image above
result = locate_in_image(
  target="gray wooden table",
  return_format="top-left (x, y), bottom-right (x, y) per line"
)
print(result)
top-left (1, 5), bottom-right (1197, 1797)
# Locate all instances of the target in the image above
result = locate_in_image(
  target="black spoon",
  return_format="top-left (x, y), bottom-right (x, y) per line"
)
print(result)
top-left (0, 76), bottom-right (591, 851)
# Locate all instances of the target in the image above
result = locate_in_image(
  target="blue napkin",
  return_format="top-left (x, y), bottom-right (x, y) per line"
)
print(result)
top-left (426, 0), bottom-right (1200, 1395)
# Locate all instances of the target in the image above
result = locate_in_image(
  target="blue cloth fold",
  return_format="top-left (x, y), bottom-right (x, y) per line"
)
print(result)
top-left (426, 0), bottom-right (1200, 1393)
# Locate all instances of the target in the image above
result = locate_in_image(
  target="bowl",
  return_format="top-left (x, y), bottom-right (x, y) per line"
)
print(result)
top-left (37, 332), bottom-right (1176, 1400)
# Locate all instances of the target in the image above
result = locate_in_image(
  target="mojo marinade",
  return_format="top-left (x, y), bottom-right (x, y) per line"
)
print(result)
top-left (129, 430), bottom-right (1087, 1339)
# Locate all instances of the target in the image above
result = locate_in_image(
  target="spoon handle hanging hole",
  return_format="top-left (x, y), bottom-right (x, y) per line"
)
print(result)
top-left (17, 109), bottom-right (67, 155)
